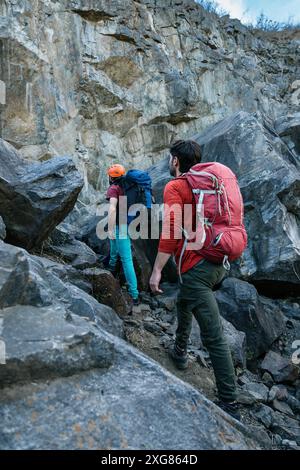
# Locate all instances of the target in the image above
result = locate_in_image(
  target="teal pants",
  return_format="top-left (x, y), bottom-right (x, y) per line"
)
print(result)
top-left (176, 259), bottom-right (237, 402)
top-left (109, 225), bottom-right (139, 300)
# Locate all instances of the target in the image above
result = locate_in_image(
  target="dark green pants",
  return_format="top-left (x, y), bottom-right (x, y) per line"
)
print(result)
top-left (176, 259), bottom-right (237, 402)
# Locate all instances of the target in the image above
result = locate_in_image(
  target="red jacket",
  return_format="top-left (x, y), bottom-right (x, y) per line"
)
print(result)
top-left (158, 178), bottom-right (203, 274)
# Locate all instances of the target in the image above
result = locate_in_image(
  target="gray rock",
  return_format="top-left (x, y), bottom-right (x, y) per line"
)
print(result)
top-left (216, 278), bottom-right (285, 360)
top-left (268, 385), bottom-right (289, 402)
top-left (0, 139), bottom-right (83, 249)
top-left (272, 400), bottom-right (294, 417)
top-left (0, 305), bottom-right (115, 388)
top-left (0, 241), bottom-right (124, 338)
top-left (143, 321), bottom-right (164, 335)
top-left (261, 351), bottom-right (299, 384)
top-left (222, 317), bottom-right (247, 369)
top-left (262, 372), bottom-right (274, 388)
top-left (194, 112), bottom-right (300, 294)
top-left (45, 228), bottom-right (98, 270)
top-left (237, 369), bottom-right (259, 386)
top-left (252, 404), bottom-right (274, 429)
top-left (246, 425), bottom-right (273, 449)
top-left (277, 299), bottom-right (300, 321)
top-left (0, 241), bottom-right (53, 309)
top-left (274, 113), bottom-right (300, 159)
top-left (272, 434), bottom-right (282, 446)
top-left (35, 256), bottom-right (92, 293)
top-left (271, 411), bottom-right (300, 444)
top-left (0, 325), bottom-right (260, 450)
top-left (0, 216), bottom-right (6, 240)
top-left (281, 440), bottom-right (300, 450)
top-left (243, 382), bottom-right (269, 403)
top-left (286, 395), bottom-right (300, 414)
top-left (237, 390), bottom-right (257, 406)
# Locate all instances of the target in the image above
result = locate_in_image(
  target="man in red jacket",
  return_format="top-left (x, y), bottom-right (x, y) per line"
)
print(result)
top-left (149, 140), bottom-right (240, 420)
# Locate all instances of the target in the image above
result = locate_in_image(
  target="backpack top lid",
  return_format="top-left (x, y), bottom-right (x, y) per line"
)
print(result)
top-left (125, 169), bottom-right (152, 189)
top-left (188, 161), bottom-right (237, 180)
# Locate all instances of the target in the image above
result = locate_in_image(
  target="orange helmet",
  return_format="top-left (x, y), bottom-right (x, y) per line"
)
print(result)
top-left (107, 164), bottom-right (126, 178)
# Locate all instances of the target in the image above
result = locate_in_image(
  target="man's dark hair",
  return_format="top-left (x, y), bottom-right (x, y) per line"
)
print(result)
top-left (170, 140), bottom-right (202, 173)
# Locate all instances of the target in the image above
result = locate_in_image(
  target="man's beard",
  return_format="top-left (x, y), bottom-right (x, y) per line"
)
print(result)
top-left (169, 164), bottom-right (176, 177)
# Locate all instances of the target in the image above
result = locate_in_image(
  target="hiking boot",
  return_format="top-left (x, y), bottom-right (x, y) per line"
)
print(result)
top-left (128, 296), bottom-right (140, 315)
top-left (216, 400), bottom-right (241, 421)
top-left (169, 344), bottom-right (188, 370)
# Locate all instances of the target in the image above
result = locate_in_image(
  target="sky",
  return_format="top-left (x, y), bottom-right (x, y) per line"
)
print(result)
top-left (215, 0), bottom-right (300, 24)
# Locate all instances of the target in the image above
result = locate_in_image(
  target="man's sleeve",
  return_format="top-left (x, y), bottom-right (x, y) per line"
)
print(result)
top-left (158, 181), bottom-right (183, 255)
top-left (106, 185), bottom-right (121, 200)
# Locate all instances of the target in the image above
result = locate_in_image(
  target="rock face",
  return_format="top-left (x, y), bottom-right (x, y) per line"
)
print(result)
top-left (0, 139), bottom-right (83, 249)
top-left (193, 111), bottom-right (300, 294)
top-left (215, 278), bottom-right (285, 360)
top-left (0, 0), bottom-right (299, 202)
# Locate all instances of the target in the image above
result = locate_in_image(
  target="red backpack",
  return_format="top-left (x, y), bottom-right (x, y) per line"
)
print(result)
top-left (178, 161), bottom-right (247, 275)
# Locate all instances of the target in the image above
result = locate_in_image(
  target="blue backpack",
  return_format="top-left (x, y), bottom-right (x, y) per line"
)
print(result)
top-left (118, 169), bottom-right (153, 222)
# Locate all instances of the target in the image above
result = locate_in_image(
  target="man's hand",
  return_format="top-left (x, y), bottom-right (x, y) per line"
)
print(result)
top-left (149, 267), bottom-right (163, 294)
top-left (108, 229), bottom-right (116, 240)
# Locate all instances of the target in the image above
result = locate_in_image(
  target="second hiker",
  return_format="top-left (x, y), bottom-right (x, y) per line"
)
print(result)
top-left (106, 163), bottom-right (153, 305)
top-left (106, 164), bottom-right (139, 305)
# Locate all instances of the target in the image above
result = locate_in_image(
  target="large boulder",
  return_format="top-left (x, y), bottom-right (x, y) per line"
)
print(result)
top-left (0, 241), bottom-right (124, 337)
top-left (0, 304), bottom-right (115, 388)
top-left (0, 316), bottom-right (260, 450)
top-left (215, 278), bottom-right (285, 361)
top-left (193, 111), bottom-right (300, 295)
top-left (0, 139), bottom-right (83, 250)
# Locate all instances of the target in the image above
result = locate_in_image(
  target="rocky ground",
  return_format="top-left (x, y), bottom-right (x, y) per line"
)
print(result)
top-left (1, 100), bottom-right (300, 449)
top-left (115, 281), bottom-right (300, 450)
